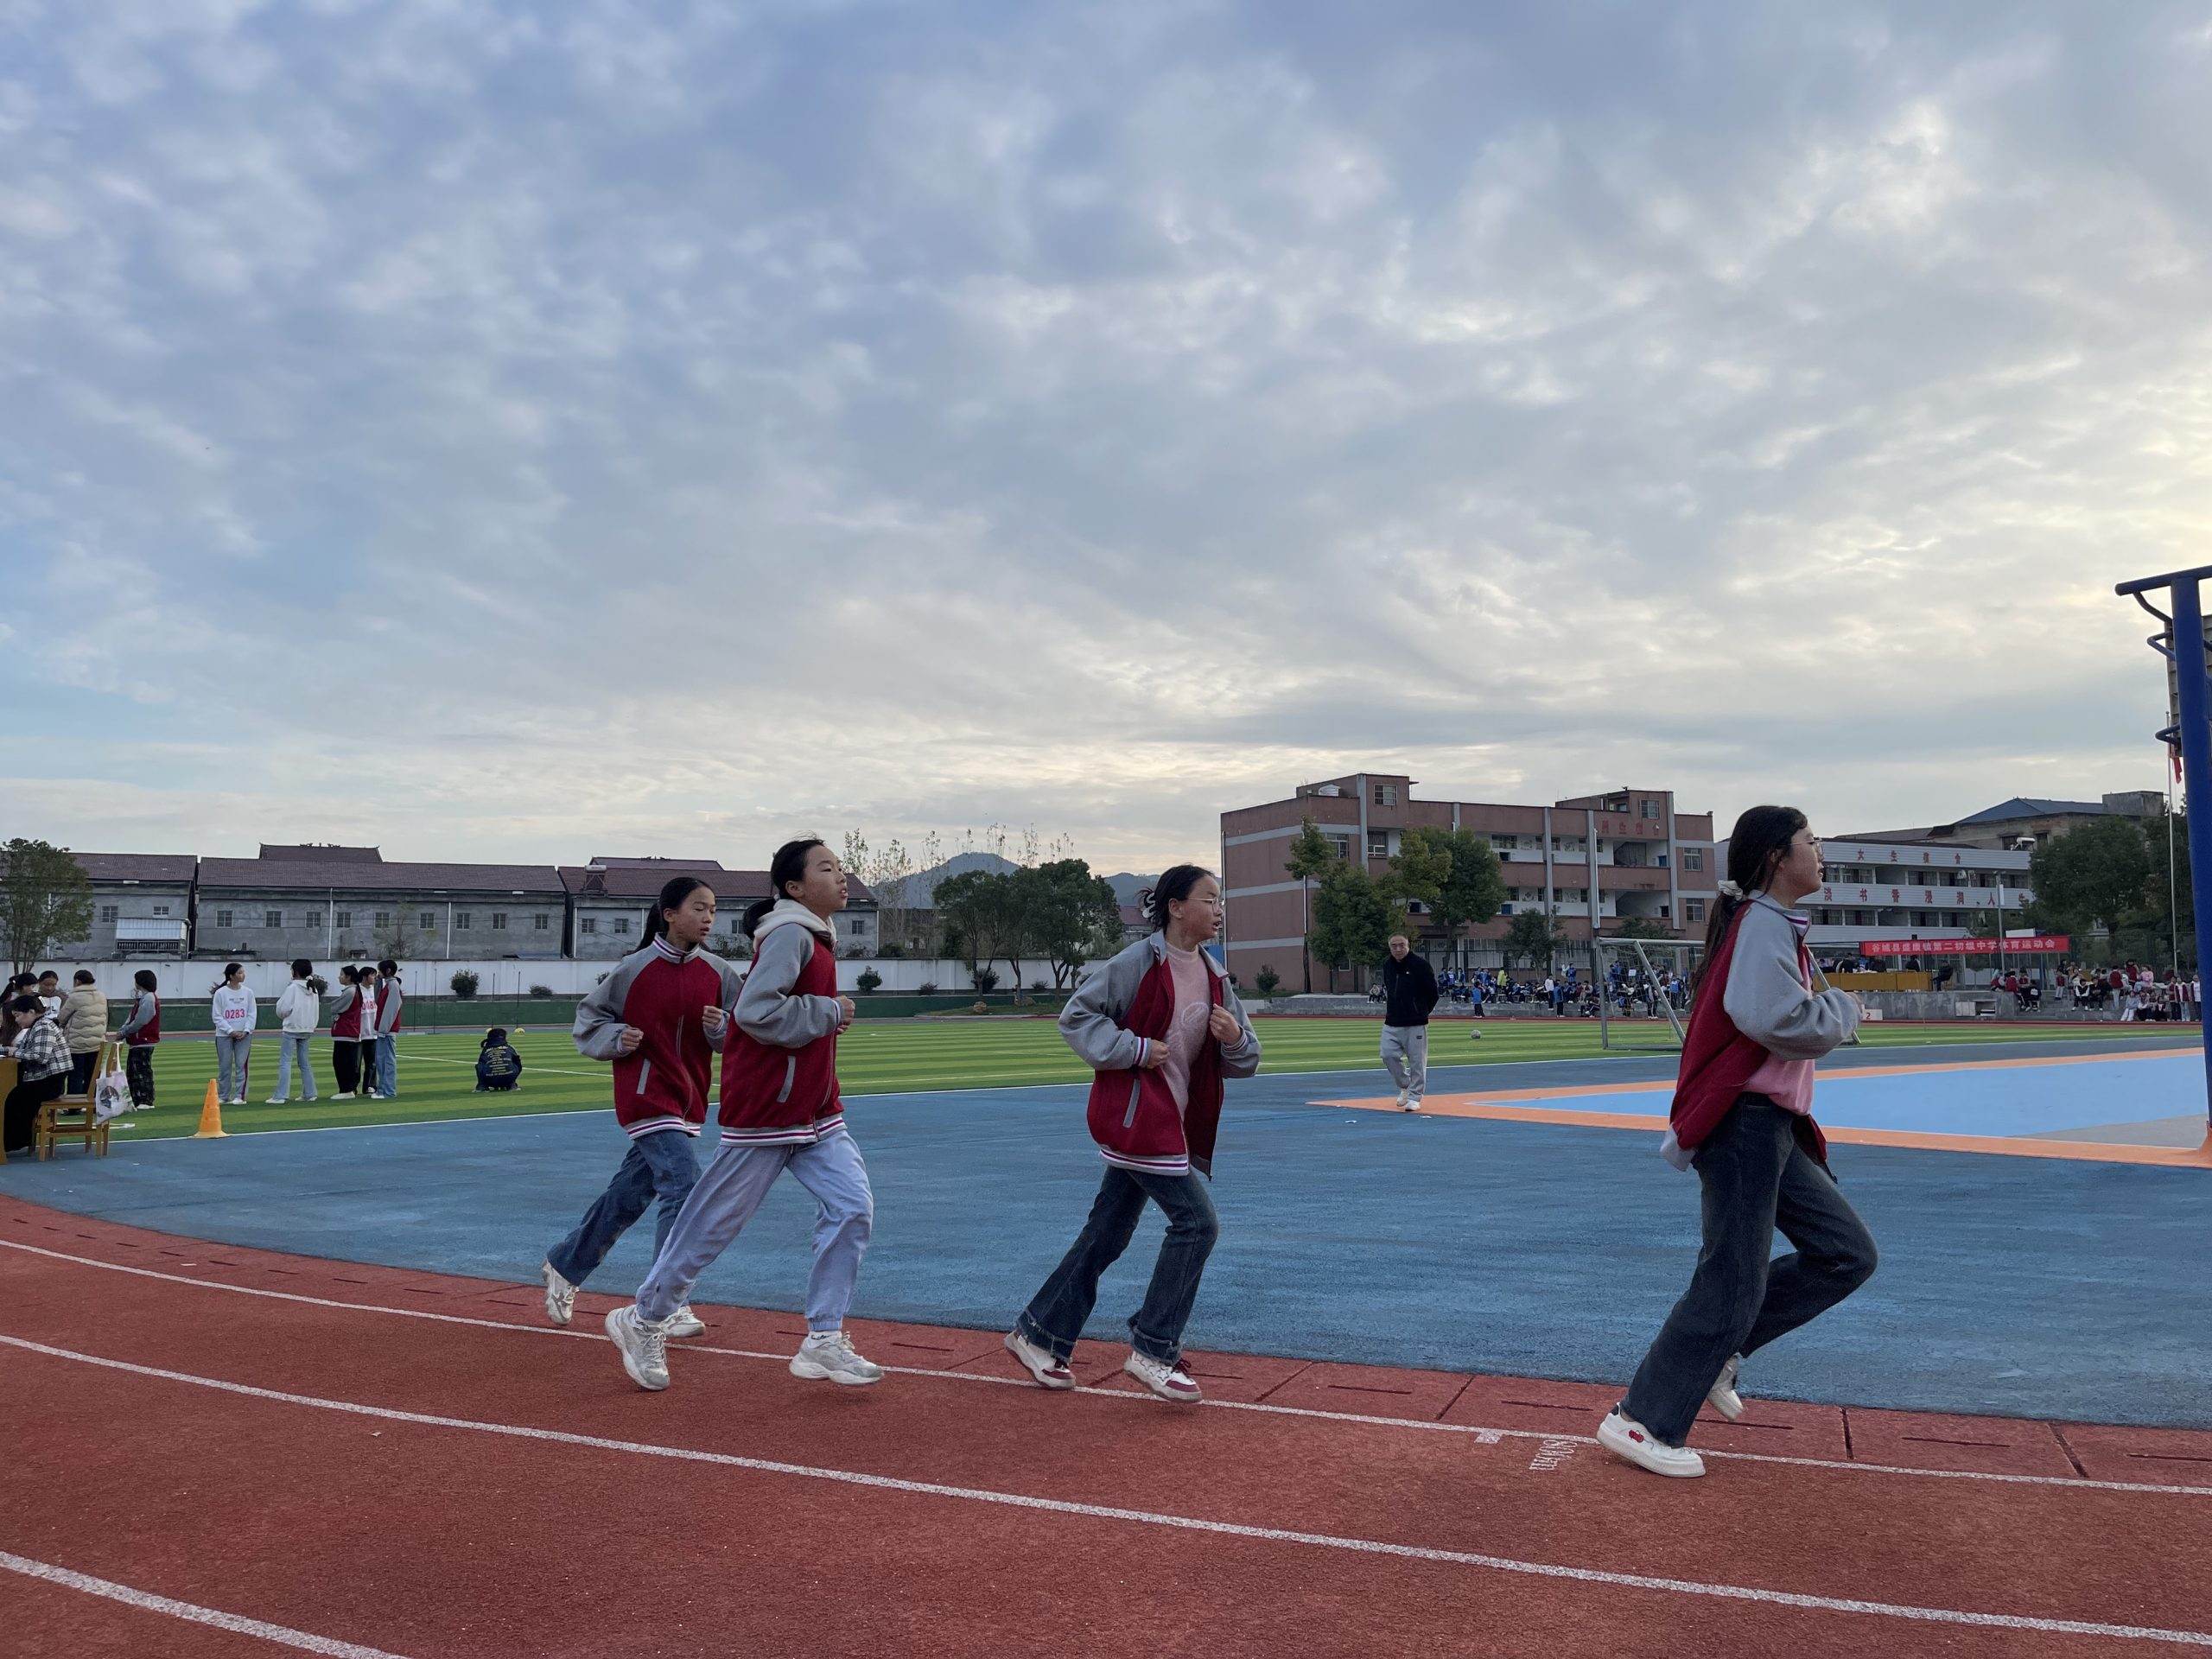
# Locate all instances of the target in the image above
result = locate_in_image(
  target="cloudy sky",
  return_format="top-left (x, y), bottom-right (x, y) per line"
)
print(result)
top-left (3, 0), bottom-right (2209, 874)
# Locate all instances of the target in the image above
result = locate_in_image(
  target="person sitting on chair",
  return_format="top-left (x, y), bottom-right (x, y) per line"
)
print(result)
top-left (4, 993), bottom-right (72, 1155)
top-left (474, 1027), bottom-right (524, 1093)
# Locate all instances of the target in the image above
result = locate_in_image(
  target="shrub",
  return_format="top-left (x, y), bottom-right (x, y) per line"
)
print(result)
top-left (529, 983), bottom-right (553, 997)
top-left (918, 980), bottom-right (938, 995)
top-left (450, 970), bottom-right (480, 1000)
top-left (1255, 966), bottom-right (1281, 996)
top-left (971, 966), bottom-right (1000, 993)
top-left (856, 968), bottom-right (882, 993)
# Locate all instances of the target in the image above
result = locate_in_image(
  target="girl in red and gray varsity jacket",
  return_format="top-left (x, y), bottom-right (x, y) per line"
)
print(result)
top-left (604, 838), bottom-right (886, 1395)
top-left (538, 876), bottom-right (743, 1335)
top-left (1005, 864), bottom-right (1260, 1406)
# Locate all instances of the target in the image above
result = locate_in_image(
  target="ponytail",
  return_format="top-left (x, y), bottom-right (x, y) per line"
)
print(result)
top-left (1140, 864), bottom-right (1213, 931)
top-left (1692, 804), bottom-right (1808, 993)
top-left (639, 874), bottom-right (713, 951)
top-left (742, 838), bottom-right (827, 940)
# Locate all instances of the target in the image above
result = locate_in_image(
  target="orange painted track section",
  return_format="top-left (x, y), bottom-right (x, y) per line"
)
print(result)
top-left (8, 1197), bottom-right (2212, 1656)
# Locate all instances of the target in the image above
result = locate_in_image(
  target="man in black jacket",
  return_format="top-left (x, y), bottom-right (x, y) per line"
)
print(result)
top-left (1379, 934), bottom-right (1440, 1112)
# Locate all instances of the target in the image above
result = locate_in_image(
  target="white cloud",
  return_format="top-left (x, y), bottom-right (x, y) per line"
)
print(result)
top-left (1, 1), bottom-right (2208, 871)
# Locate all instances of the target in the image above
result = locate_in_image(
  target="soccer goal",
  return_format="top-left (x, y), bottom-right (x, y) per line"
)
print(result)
top-left (1593, 938), bottom-right (1701, 1053)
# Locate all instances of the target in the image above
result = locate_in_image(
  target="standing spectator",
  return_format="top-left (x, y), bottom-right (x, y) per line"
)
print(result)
top-left (356, 966), bottom-right (381, 1093)
top-left (35, 969), bottom-right (62, 1019)
top-left (327, 965), bottom-right (365, 1098)
top-left (211, 963), bottom-right (257, 1105)
top-left (270, 959), bottom-right (321, 1104)
top-left (57, 969), bottom-right (107, 1094)
top-left (1378, 934), bottom-right (1439, 1112)
top-left (118, 969), bottom-right (161, 1108)
top-left (371, 958), bottom-right (403, 1098)
top-left (4, 994), bottom-right (72, 1155)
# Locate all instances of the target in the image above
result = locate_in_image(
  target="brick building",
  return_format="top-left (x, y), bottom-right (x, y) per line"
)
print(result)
top-left (195, 846), bottom-right (569, 962)
top-left (1221, 772), bottom-right (1718, 989)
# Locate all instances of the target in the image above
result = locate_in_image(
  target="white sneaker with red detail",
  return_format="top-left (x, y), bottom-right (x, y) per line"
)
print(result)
top-left (1597, 1408), bottom-right (1705, 1478)
top-left (1123, 1351), bottom-right (1201, 1402)
top-left (1707, 1353), bottom-right (1745, 1422)
top-left (1004, 1329), bottom-right (1077, 1389)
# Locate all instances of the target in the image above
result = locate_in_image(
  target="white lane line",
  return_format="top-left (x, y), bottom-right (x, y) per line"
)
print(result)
top-left (3, 1335), bottom-right (2206, 1649)
top-left (2, 1236), bottom-right (2204, 1499)
top-left (0, 1549), bottom-right (414, 1658)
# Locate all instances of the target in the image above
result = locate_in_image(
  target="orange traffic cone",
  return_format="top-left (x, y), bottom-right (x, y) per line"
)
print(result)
top-left (194, 1078), bottom-right (228, 1139)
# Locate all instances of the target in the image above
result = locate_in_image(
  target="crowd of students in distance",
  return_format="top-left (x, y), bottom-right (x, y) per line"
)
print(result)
top-left (2050, 962), bottom-right (2200, 1021)
top-left (1404, 963), bottom-right (1689, 1020)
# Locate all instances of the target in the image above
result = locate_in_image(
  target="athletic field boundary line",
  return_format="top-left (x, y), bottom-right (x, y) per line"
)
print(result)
top-left (3, 1333), bottom-right (2206, 1649)
top-left (0, 1549), bottom-right (416, 1659)
top-left (3, 1235), bottom-right (2202, 1500)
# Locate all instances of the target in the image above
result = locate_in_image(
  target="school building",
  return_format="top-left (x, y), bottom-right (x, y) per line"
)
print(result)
top-left (1220, 772), bottom-right (1719, 989)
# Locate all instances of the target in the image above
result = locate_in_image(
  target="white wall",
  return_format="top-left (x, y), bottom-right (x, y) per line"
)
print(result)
top-left (54, 955), bottom-right (1101, 1001)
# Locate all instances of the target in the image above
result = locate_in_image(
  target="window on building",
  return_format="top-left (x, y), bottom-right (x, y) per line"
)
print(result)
top-left (1369, 838), bottom-right (1387, 858)
top-left (491, 913), bottom-right (508, 931)
top-left (581, 918), bottom-right (598, 935)
top-left (305, 910), bottom-right (322, 927)
top-left (264, 910), bottom-right (283, 928)
top-left (1683, 849), bottom-right (1703, 872)
top-left (1685, 899), bottom-right (1706, 923)
top-left (1491, 835), bottom-right (1517, 851)
top-left (215, 909), bottom-right (234, 928)
top-left (1325, 835), bottom-right (1351, 860)
top-left (1374, 784), bottom-right (1396, 806)
top-left (848, 918), bottom-right (866, 934)
top-left (1640, 798), bottom-right (1659, 818)
top-left (334, 911), bottom-right (352, 929)
top-left (420, 912), bottom-right (436, 931)
top-left (533, 913), bottom-right (550, 931)
top-left (454, 912), bottom-right (472, 930)
top-left (374, 912), bottom-right (391, 928)
top-left (152, 905), bottom-right (169, 917)
top-left (99, 906), bottom-right (118, 923)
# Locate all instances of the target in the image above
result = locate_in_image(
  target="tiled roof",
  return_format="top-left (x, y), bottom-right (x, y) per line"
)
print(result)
top-left (1954, 798), bottom-right (2107, 824)
top-left (259, 844), bottom-right (383, 862)
top-left (69, 853), bottom-right (200, 883)
top-left (198, 856), bottom-right (566, 895)
top-left (562, 860), bottom-right (731, 899)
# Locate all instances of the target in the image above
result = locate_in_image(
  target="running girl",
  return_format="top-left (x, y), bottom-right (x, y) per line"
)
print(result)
top-left (543, 874), bottom-right (741, 1338)
top-left (1599, 806), bottom-right (1878, 1478)
top-left (606, 839), bottom-right (880, 1392)
top-left (1004, 864), bottom-right (1261, 1402)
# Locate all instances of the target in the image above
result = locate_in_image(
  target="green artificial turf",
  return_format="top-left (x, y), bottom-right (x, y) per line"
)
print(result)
top-left (86, 1015), bottom-right (2176, 1143)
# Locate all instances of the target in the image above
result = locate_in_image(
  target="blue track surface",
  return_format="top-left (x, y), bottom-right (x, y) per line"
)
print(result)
top-left (7, 1053), bottom-right (2209, 1429)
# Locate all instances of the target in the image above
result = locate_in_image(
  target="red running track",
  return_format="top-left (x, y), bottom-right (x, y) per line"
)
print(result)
top-left (5, 1195), bottom-right (2212, 1658)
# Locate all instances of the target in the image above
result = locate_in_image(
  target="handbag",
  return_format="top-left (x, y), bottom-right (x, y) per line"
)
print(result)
top-left (94, 1052), bottom-right (133, 1122)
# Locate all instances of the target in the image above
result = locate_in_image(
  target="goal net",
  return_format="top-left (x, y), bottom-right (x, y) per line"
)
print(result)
top-left (1592, 938), bottom-right (1703, 1053)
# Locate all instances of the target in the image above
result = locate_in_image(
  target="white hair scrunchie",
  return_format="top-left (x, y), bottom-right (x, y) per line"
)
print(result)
top-left (1714, 878), bottom-right (1745, 899)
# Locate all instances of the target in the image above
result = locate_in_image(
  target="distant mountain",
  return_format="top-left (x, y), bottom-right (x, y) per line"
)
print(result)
top-left (1103, 872), bottom-right (1157, 905)
top-left (903, 851), bottom-right (1020, 907)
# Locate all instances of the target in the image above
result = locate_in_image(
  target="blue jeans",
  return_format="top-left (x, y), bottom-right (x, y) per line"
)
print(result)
top-left (1622, 1095), bottom-right (1878, 1446)
top-left (273, 1033), bottom-right (317, 1100)
top-left (547, 1130), bottom-right (702, 1289)
top-left (371, 1033), bottom-right (397, 1096)
top-left (1018, 1164), bottom-right (1219, 1367)
top-left (635, 1129), bottom-right (874, 1329)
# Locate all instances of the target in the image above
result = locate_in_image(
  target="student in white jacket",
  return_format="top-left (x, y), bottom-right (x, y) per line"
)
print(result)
top-left (269, 958), bottom-right (321, 1103)
top-left (211, 963), bottom-right (257, 1105)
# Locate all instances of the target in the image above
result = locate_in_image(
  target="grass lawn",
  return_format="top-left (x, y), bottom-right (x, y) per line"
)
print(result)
top-left (82, 1015), bottom-right (2180, 1143)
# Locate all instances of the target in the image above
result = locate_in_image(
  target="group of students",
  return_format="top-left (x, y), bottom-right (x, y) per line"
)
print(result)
top-left (538, 809), bottom-right (1872, 1480)
top-left (207, 958), bottom-right (404, 1104)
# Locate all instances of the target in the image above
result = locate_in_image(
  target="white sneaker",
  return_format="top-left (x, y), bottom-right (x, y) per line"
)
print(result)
top-left (1004, 1329), bottom-right (1076, 1389)
top-left (1402, 1096), bottom-right (1422, 1113)
top-left (333, 1091), bottom-right (355, 1101)
top-left (1393, 1089), bottom-right (1409, 1109)
top-left (605, 1305), bottom-right (671, 1391)
top-left (264, 1096), bottom-right (287, 1104)
top-left (666, 1306), bottom-right (706, 1338)
top-left (1707, 1354), bottom-right (1745, 1422)
top-left (1123, 1351), bottom-right (1201, 1402)
top-left (540, 1260), bottom-right (576, 1328)
top-left (1597, 1408), bottom-right (1705, 1478)
top-left (791, 1329), bottom-right (883, 1385)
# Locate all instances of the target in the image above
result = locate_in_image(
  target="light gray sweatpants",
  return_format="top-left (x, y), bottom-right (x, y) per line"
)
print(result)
top-left (634, 1128), bottom-right (874, 1332)
top-left (1381, 1024), bottom-right (1428, 1103)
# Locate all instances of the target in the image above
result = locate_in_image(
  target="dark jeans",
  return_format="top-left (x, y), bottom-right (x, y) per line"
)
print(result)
top-left (1017, 1164), bottom-right (1219, 1366)
top-left (1624, 1095), bottom-right (1878, 1446)
top-left (546, 1130), bottom-right (702, 1288)
top-left (332, 1040), bottom-right (361, 1095)
top-left (125, 1046), bottom-right (156, 1107)
top-left (4, 1073), bottom-right (66, 1152)
top-left (67, 1052), bottom-right (98, 1094)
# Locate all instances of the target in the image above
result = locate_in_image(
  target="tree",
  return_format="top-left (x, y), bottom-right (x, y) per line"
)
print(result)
top-left (1284, 817), bottom-right (1346, 992)
top-left (1382, 826), bottom-right (1452, 939)
top-left (1306, 861), bottom-right (1397, 986)
top-left (2029, 816), bottom-right (2150, 940)
top-left (1616, 917), bottom-right (1672, 940)
top-left (0, 838), bottom-right (95, 973)
top-left (1414, 828), bottom-right (1505, 967)
top-left (934, 868), bottom-right (1029, 992)
top-left (1503, 907), bottom-right (1568, 970)
top-left (1015, 859), bottom-right (1122, 989)
top-left (846, 831), bottom-right (921, 957)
